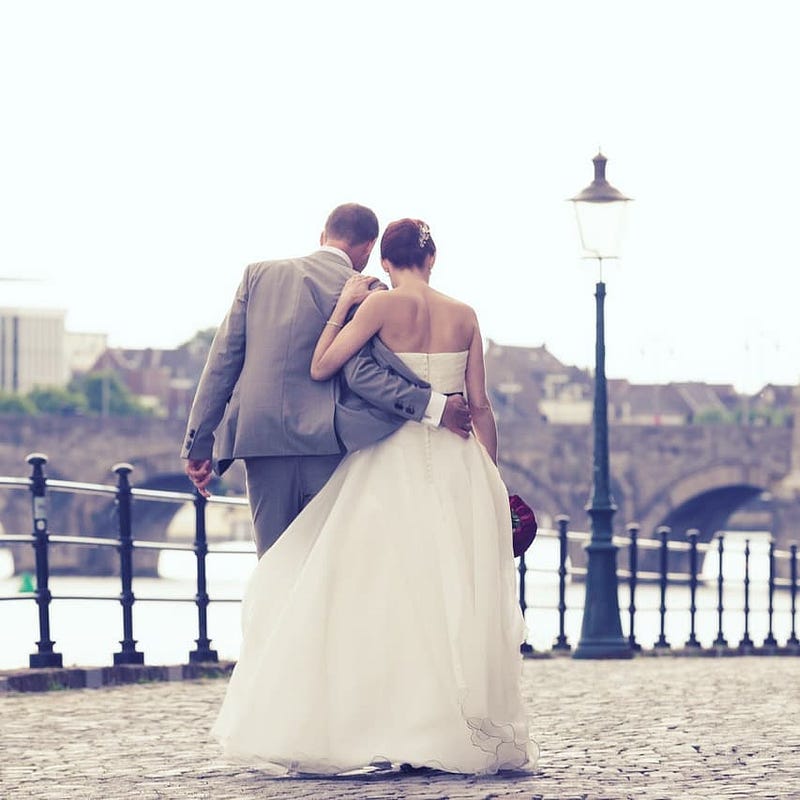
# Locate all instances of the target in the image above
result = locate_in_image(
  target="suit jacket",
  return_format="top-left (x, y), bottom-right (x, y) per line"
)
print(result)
top-left (335, 336), bottom-right (432, 453)
top-left (180, 249), bottom-right (432, 474)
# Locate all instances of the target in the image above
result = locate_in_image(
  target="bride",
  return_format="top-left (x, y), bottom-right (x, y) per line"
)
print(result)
top-left (211, 218), bottom-right (538, 775)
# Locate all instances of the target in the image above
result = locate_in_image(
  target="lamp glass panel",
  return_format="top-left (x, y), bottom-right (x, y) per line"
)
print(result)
top-left (573, 200), bottom-right (629, 260)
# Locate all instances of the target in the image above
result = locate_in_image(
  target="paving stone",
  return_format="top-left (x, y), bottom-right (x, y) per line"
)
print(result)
top-left (1, 657), bottom-right (799, 798)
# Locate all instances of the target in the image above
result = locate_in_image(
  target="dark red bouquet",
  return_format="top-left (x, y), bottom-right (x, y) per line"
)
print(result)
top-left (510, 494), bottom-right (537, 558)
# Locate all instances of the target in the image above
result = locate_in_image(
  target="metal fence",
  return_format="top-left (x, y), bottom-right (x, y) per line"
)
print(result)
top-left (517, 517), bottom-right (799, 655)
top-left (1, 453), bottom-right (799, 669)
top-left (0, 454), bottom-right (250, 669)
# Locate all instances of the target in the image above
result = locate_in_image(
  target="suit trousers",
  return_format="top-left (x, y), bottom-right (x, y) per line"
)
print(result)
top-left (244, 454), bottom-right (343, 557)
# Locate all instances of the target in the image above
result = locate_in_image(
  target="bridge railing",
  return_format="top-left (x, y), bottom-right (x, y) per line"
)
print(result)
top-left (517, 518), bottom-right (799, 654)
top-left (0, 453), bottom-right (251, 669)
top-left (1, 453), bottom-right (799, 669)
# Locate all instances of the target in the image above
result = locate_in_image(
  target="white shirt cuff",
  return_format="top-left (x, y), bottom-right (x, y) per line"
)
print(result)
top-left (422, 392), bottom-right (447, 427)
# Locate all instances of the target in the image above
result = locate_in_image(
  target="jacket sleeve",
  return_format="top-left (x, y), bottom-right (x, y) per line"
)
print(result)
top-left (180, 268), bottom-right (249, 460)
top-left (339, 338), bottom-right (432, 423)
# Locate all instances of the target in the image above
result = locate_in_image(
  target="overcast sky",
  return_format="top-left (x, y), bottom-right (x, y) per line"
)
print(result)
top-left (2, 1), bottom-right (798, 393)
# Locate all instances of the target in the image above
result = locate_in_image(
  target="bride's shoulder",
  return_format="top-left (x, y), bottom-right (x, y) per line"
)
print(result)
top-left (433, 289), bottom-right (477, 318)
top-left (367, 286), bottom-right (417, 309)
top-left (359, 288), bottom-right (393, 308)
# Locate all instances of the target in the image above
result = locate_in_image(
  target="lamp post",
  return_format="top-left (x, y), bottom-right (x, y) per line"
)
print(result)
top-left (570, 151), bottom-right (633, 659)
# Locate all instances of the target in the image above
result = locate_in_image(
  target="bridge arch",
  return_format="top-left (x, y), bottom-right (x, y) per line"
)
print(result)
top-left (638, 461), bottom-right (773, 542)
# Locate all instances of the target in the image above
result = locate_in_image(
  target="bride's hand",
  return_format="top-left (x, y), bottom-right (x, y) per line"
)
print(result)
top-left (336, 274), bottom-right (375, 312)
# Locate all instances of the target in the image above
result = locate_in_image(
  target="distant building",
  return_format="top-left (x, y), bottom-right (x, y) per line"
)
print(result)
top-left (90, 344), bottom-right (208, 418)
top-left (65, 331), bottom-right (108, 374)
top-left (73, 336), bottom-right (797, 428)
top-left (0, 307), bottom-right (68, 393)
top-left (485, 340), bottom-right (759, 427)
top-left (485, 340), bottom-right (594, 425)
top-left (607, 381), bottom-right (687, 426)
top-left (752, 384), bottom-right (795, 409)
top-left (606, 381), bottom-right (739, 426)
top-left (748, 383), bottom-right (796, 427)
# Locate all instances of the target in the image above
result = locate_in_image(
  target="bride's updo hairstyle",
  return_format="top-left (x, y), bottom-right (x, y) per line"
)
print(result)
top-left (380, 218), bottom-right (436, 268)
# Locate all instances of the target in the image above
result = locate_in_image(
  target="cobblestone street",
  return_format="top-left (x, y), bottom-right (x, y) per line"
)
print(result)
top-left (2, 656), bottom-right (799, 799)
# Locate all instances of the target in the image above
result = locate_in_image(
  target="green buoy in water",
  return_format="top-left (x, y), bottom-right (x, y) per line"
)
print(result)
top-left (19, 572), bottom-right (35, 593)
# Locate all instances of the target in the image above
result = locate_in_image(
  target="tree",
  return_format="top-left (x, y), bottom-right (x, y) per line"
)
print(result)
top-left (179, 328), bottom-right (216, 353)
top-left (28, 386), bottom-right (88, 415)
top-left (0, 392), bottom-right (37, 414)
top-left (68, 372), bottom-right (152, 416)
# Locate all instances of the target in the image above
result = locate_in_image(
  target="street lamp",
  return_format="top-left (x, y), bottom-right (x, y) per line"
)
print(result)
top-left (570, 150), bottom-right (633, 659)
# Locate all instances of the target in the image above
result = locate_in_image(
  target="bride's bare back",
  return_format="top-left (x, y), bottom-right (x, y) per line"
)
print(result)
top-left (376, 283), bottom-right (476, 355)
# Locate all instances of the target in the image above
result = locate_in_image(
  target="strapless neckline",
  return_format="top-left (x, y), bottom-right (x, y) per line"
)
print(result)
top-left (393, 351), bottom-right (469, 395)
top-left (394, 351), bottom-right (469, 357)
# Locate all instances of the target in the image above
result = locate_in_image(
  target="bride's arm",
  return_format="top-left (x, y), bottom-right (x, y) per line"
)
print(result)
top-left (311, 288), bottom-right (388, 381)
top-left (464, 314), bottom-right (498, 463)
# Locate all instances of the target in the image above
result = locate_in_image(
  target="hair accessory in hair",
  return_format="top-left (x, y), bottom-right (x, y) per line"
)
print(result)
top-left (418, 222), bottom-right (431, 249)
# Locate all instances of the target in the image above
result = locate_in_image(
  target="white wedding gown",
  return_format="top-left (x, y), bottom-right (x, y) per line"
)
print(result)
top-left (212, 351), bottom-right (537, 775)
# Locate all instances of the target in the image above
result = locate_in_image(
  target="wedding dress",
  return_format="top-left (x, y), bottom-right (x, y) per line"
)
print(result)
top-left (212, 351), bottom-right (537, 775)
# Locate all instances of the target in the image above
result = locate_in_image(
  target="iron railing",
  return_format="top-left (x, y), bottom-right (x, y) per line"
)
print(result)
top-left (1, 453), bottom-right (799, 668)
top-left (1, 454), bottom-right (250, 668)
top-left (516, 517), bottom-right (799, 654)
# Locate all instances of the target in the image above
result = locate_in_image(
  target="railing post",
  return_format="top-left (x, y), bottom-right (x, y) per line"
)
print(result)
top-left (112, 463), bottom-right (144, 665)
top-left (685, 529), bottom-right (701, 648)
top-left (552, 515), bottom-right (571, 652)
top-left (788, 543), bottom-right (799, 651)
top-left (626, 522), bottom-right (641, 652)
top-left (189, 491), bottom-right (218, 663)
top-left (26, 453), bottom-right (63, 668)
top-left (762, 538), bottom-right (778, 650)
top-left (654, 525), bottom-right (671, 649)
top-left (738, 538), bottom-right (754, 653)
top-left (713, 533), bottom-right (728, 648)
top-left (518, 550), bottom-right (533, 655)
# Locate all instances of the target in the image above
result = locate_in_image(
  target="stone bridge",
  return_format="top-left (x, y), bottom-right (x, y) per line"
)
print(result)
top-left (0, 416), bottom-right (246, 575)
top-left (1, 413), bottom-right (798, 575)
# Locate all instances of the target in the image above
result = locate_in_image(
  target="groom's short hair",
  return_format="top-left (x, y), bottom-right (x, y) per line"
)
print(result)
top-left (325, 203), bottom-right (379, 246)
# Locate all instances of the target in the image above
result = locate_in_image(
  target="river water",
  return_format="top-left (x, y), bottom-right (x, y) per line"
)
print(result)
top-left (1, 529), bottom-right (796, 669)
top-left (1, 563), bottom-right (795, 670)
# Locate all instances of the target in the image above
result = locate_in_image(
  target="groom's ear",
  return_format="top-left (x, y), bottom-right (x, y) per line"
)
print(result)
top-left (349, 239), bottom-right (376, 272)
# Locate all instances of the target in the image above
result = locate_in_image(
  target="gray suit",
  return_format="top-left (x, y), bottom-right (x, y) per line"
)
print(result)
top-left (181, 248), bottom-right (432, 553)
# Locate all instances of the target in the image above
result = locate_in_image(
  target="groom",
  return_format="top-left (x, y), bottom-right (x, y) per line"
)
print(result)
top-left (181, 203), bottom-right (471, 556)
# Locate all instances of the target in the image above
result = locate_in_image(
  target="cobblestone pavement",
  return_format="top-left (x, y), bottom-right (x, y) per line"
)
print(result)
top-left (2, 656), bottom-right (799, 800)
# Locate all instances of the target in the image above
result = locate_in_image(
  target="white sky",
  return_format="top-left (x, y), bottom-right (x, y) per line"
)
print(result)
top-left (2, 1), bottom-right (798, 394)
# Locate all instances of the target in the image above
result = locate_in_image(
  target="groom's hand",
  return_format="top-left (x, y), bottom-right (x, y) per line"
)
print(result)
top-left (185, 458), bottom-right (213, 497)
top-left (441, 394), bottom-right (472, 439)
